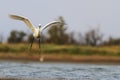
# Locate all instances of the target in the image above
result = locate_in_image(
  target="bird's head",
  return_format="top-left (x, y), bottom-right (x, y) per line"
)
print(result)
top-left (38, 24), bottom-right (41, 29)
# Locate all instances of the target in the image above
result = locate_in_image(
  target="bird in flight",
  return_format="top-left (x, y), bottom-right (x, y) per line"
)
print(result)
top-left (9, 14), bottom-right (61, 49)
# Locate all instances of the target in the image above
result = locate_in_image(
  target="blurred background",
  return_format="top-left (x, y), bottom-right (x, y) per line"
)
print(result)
top-left (0, 0), bottom-right (120, 44)
top-left (0, 0), bottom-right (120, 80)
top-left (0, 0), bottom-right (120, 61)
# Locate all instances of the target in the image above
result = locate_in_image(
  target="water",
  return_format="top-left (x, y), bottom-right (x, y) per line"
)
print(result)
top-left (0, 61), bottom-right (120, 80)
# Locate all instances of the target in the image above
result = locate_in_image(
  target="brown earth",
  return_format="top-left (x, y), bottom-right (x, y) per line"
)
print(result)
top-left (0, 52), bottom-right (120, 64)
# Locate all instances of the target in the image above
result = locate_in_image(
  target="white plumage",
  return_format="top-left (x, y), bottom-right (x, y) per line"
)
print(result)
top-left (9, 14), bottom-right (61, 38)
top-left (9, 15), bottom-right (61, 61)
top-left (9, 14), bottom-right (61, 48)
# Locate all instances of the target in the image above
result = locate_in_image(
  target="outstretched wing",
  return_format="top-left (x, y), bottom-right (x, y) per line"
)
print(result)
top-left (41, 21), bottom-right (61, 31)
top-left (9, 14), bottom-right (35, 32)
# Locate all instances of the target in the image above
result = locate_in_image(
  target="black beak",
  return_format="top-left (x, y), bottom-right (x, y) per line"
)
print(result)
top-left (39, 25), bottom-right (41, 29)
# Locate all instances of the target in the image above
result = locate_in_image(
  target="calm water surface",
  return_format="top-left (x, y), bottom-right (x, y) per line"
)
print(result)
top-left (0, 61), bottom-right (120, 80)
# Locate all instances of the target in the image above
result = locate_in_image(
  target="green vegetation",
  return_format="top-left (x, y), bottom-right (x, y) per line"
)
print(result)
top-left (0, 43), bottom-right (120, 56)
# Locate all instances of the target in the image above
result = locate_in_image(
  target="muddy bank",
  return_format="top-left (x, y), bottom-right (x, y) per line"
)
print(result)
top-left (0, 52), bottom-right (120, 64)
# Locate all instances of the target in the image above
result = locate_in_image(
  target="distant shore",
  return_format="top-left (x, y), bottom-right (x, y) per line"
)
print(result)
top-left (0, 44), bottom-right (120, 64)
top-left (0, 52), bottom-right (120, 64)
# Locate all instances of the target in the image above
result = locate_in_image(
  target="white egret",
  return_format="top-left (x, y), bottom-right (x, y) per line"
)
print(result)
top-left (9, 14), bottom-right (61, 48)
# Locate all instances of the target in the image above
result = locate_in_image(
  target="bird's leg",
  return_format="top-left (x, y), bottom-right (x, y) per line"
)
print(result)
top-left (38, 38), bottom-right (40, 49)
top-left (30, 37), bottom-right (34, 49)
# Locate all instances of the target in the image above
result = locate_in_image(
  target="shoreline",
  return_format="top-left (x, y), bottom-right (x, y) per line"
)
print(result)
top-left (0, 53), bottom-right (120, 64)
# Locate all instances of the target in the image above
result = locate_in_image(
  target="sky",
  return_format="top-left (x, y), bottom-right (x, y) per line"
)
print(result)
top-left (0, 0), bottom-right (120, 41)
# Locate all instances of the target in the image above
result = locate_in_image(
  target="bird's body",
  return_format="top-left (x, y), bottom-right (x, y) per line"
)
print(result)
top-left (33, 27), bottom-right (40, 38)
top-left (9, 14), bottom-right (61, 48)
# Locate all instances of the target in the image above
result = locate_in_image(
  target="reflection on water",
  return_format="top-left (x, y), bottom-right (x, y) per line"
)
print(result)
top-left (0, 61), bottom-right (120, 80)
